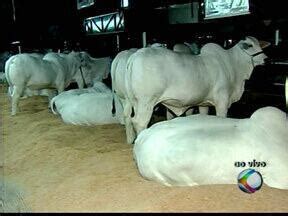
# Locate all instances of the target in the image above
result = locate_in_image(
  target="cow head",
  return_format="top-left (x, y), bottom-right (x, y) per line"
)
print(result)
top-left (66, 51), bottom-right (93, 86)
top-left (238, 36), bottom-right (269, 67)
top-left (67, 51), bottom-right (82, 68)
top-left (79, 51), bottom-right (92, 67)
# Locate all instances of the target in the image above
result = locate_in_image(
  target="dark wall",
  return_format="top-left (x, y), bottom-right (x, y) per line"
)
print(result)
top-left (1, 0), bottom-right (288, 55)
top-left (0, 0), bottom-right (14, 51)
top-left (0, 0), bottom-right (81, 51)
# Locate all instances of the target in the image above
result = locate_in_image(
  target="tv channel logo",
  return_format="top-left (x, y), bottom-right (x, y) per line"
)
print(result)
top-left (237, 168), bottom-right (263, 194)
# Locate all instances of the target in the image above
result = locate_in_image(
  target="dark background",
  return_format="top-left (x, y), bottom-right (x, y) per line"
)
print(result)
top-left (0, 0), bottom-right (288, 54)
top-left (0, 0), bottom-right (80, 51)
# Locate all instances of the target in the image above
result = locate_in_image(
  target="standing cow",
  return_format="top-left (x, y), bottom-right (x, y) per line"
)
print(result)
top-left (5, 53), bottom-right (48, 98)
top-left (111, 48), bottom-right (138, 140)
top-left (124, 36), bottom-right (269, 143)
top-left (79, 51), bottom-right (112, 84)
top-left (5, 51), bottom-right (87, 115)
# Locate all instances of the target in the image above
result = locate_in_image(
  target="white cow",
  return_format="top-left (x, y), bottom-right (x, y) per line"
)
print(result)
top-left (111, 48), bottom-right (138, 139)
top-left (4, 53), bottom-right (52, 99)
top-left (5, 51), bottom-right (86, 115)
top-left (50, 81), bottom-right (123, 125)
top-left (171, 42), bottom-right (201, 118)
top-left (42, 52), bottom-right (93, 89)
top-left (16, 52), bottom-right (93, 98)
top-left (134, 106), bottom-right (288, 189)
top-left (79, 51), bottom-right (112, 84)
top-left (111, 48), bottom-right (138, 106)
top-left (124, 36), bottom-right (268, 143)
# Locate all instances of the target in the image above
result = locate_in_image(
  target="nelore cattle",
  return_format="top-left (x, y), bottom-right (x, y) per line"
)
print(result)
top-left (79, 51), bottom-right (112, 84)
top-left (134, 106), bottom-right (288, 189)
top-left (50, 82), bottom-right (123, 125)
top-left (5, 51), bottom-right (88, 115)
top-left (111, 48), bottom-right (138, 139)
top-left (124, 36), bottom-right (269, 143)
top-left (4, 53), bottom-right (50, 99)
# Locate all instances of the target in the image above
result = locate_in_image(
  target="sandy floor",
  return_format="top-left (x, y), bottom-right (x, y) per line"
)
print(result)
top-left (1, 84), bottom-right (288, 212)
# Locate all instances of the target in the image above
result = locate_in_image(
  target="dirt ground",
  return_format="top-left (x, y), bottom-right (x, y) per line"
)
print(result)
top-left (1, 84), bottom-right (288, 212)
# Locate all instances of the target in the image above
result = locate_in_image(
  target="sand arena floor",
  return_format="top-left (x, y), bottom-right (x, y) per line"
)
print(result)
top-left (0, 84), bottom-right (288, 212)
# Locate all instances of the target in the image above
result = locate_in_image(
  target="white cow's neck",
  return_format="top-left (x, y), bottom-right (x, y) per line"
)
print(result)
top-left (66, 54), bottom-right (81, 77)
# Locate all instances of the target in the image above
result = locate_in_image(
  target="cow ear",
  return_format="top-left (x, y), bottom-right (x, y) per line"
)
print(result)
top-left (259, 40), bottom-right (271, 49)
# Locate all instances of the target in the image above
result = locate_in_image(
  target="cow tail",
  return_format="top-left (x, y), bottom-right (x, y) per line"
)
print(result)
top-left (107, 57), bottom-right (112, 77)
top-left (110, 56), bottom-right (118, 116)
top-left (125, 52), bottom-right (137, 118)
top-left (111, 93), bottom-right (116, 116)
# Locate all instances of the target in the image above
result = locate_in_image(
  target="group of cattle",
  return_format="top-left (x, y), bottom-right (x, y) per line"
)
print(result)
top-left (3, 36), bottom-right (288, 190)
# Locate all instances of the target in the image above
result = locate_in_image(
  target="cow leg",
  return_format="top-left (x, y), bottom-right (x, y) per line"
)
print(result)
top-left (11, 86), bottom-right (24, 116)
top-left (199, 106), bottom-right (209, 115)
top-left (7, 86), bottom-right (13, 100)
top-left (132, 100), bottom-right (154, 136)
top-left (215, 101), bottom-right (228, 117)
top-left (125, 117), bottom-right (135, 144)
top-left (123, 101), bottom-right (136, 144)
top-left (118, 98), bottom-right (126, 125)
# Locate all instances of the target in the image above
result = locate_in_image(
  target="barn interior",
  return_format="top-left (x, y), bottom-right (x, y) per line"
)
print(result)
top-left (0, 0), bottom-right (288, 212)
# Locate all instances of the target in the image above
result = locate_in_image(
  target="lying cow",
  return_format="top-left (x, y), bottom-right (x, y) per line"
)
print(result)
top-left (5, 51), bottom-right (88, 115)
top-left (134, 106), bottom-right (288, 189)
top-left (124, 36), bottom-right (269, 143)
top-left (50, 81), bottom-right (123, 125)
